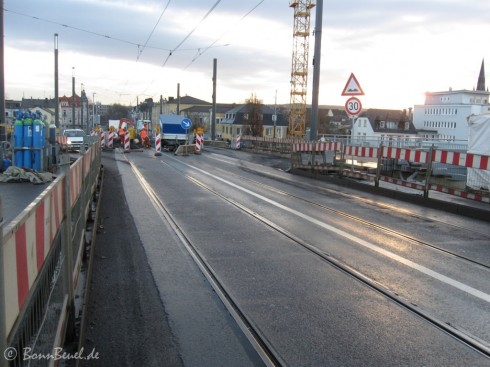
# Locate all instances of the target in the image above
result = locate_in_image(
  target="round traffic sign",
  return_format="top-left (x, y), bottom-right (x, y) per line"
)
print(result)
top-left (181, 118), bottom-right (192, 130)
top-left (345, 97), bottom-right (362, 117)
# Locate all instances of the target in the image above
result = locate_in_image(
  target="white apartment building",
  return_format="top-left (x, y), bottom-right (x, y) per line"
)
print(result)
top-left (413, 89), bottom-right (490, 142)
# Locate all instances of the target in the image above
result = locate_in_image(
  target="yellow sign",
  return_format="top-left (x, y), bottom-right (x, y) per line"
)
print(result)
top-left (197, 128), bottom-right (204, 135)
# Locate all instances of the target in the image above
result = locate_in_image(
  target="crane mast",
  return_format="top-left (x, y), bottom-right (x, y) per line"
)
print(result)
top-left (289, 0), bottom-right (315, 137)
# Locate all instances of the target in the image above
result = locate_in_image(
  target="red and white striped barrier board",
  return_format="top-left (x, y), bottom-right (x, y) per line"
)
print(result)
top-left (292, 142), bottom-right (312, 152)
top-left (70, 158), bottom-right (84, 206)
top-left (107, 131), bottom-right (114, 148)
top-left (382, 147), bottom-right (429, 164)
top-left (432, 150), bottom-right (490, 170)
top-left (124, 131), bottom-right (130, 152)
top-left (344, 146), bottom-right (379, 158)
top-left (293, 142), bottom-right (342, 152)
top-left (430, 184), bottom-right (490, 203)
top-left (236, 135), bottom-right (241, 149)
top-left (155, 133), bottom-right (161, 153)
top-left (100, 131), bottom-right (105, 148)
top-left (3, 179), bottom-right (65, 334)
top-left (379, 176), bottom-right (426, 191)
top-left (195, 133), bottom-right (203, 153)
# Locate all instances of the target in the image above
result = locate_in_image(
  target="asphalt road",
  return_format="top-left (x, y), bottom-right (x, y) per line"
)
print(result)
top-left (81, 146), bottom-right (490, 366)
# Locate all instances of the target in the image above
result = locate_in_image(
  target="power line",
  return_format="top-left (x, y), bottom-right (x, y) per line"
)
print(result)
top-left (183, 0), bottom-right (265, 70)
top-left (137, 0), bottom-right (172, 61)
top-left (161, 0), bottom-right (222, 67)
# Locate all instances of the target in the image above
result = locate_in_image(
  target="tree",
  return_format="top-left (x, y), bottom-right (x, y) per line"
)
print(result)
top-left (243, 93), bottom-right (263, 137)
top-left (102, 104), bottom-right (131, 121)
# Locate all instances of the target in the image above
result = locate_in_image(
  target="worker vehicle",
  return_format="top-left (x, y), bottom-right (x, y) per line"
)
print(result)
top-left (159, 114), bottom-right (189, 150)
top-left (63, 128), bottom-right (86, 151)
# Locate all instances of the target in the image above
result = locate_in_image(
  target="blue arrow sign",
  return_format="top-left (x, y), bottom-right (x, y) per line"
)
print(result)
top-left (181, 118), bottom-right (192, 130)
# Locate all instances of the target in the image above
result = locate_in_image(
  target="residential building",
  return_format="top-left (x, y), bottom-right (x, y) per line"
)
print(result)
top-left (220, 104), bottom-right (288, 141)
top-left (181, 104), bottom-right (236, 139)
top-left (352, 109), bottom-right (417, 144)
top-left (413, 60), bottom-right (490, 142)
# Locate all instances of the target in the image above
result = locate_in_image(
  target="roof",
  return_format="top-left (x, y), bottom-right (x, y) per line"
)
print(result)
top-left (361, 108), bottom-right (417, 134)
top-left (21, 98), bottom-right (57, 109)
top-left (181, 103), bottom-right (237, 114)
top-left (167, 95), bottom-right (211, 105)
top-left (221, 104), bottom-right (288, 127)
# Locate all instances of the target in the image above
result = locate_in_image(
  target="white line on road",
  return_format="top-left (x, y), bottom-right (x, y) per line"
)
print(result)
top-left (172, 157), bottom-right (490, 304)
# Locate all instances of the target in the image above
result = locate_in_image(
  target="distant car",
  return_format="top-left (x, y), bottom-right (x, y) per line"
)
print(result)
top-left (63, 129), bottom-right (86, 151)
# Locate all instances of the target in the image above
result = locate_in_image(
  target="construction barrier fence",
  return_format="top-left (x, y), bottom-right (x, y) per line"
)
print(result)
top-left (1, 136), bottom-right (101, 366)
top-left (290, 140), bottom-right (490, 203)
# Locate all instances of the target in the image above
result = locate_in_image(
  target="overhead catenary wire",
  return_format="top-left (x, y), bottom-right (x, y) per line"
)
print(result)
top-left (183, 0), bottom-right (264, 70)
top-left (161, 0), bottom-right (222, 67)
top-left (137, 0), bottom-right (172, 61)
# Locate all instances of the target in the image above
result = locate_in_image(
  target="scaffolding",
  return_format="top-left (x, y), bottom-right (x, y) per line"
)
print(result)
top-left (289, 0), bottom-right (315, 137)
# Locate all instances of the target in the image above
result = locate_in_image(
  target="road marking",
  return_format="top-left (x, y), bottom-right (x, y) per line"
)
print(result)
top-left (172, 157), bottom-right (490, 304)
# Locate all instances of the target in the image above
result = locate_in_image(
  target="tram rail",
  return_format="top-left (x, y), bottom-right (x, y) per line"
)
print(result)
top-left (125, 152), bottom-right (490, 364)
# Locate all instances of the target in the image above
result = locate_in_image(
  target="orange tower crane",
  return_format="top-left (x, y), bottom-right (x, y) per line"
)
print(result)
top-left (288, 0), bottom-right (315, 137)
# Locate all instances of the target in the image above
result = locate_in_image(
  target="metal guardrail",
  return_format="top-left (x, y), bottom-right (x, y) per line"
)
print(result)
top-left (0, 137), bottom-right (101, 367)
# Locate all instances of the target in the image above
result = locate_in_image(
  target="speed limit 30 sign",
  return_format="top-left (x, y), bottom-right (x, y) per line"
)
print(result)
top-left (345, 97), bottom-right (362, 117)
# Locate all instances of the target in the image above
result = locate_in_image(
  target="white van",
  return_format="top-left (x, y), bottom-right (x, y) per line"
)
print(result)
top-left (63, 129), bottom-right (86, 151)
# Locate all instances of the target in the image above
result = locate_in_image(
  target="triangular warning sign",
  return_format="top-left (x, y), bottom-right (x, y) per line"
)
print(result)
top-left (341, 73), bottom-right (364, 96)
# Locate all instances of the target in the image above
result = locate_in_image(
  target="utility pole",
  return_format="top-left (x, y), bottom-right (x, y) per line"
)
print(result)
top-left (71, 68), bottom-right (75, 128)
top-left (0, 1), bottom-right (6, 142)
top-left (273, 90), bottom-right (277, 139)
top-left (177, 83), bottom-right (180, 115)
top-left (92, 93), bottom-right (96, 131)
top-left (309, 0), bottom-right (323, 141)
top-left (211, 58), bottom-right (217, 140)
top-left (54, 34), bottom-right (59, 128)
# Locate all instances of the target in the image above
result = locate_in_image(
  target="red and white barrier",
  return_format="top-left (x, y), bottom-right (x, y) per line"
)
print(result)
top-left (107, 131), bottom-right (114, 149)
top-left (344, 146), bottom-right (379, 159)
top-left (383, 147), bottom-right (429, 164)
top-left (99, 131), bottom-right (105, 148)
top-left (432, 150), bottom-right (490, 170)
top-left (195, 133), bottom-right (203, 153)
top-left (293, 142), bottom-right (342, 152)
top-left (236, 135), bottom-right (241, 149)
top-left (154, 133), bottom-right (162, 156)
top-left (3, 179), bottom-right (65, 334)
top-left (430, 184), bottom-right (490, 203)
top-left (124, 131), bottom-right (130, 152)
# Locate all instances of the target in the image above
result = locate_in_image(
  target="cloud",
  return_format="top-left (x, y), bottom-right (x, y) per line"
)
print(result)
top-left (4, 0), bottom-right (490, 108)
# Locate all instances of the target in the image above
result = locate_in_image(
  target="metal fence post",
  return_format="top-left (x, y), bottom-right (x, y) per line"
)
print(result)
top-left (0, 195), bottom-right (6, 367)
top-left (60, 154), bottom-right (75, 340)
top-left (424, 145), bottom-right (434, 199)
top-left (375, 143), bottom-right (383, 187)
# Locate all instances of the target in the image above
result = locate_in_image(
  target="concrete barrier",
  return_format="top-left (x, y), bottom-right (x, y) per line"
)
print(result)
top-left (174, 144), bottom-right (196, 156)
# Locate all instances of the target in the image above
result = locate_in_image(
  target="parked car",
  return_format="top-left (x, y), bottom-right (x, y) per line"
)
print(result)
top-left (63, 129), bottom-right (86, 151)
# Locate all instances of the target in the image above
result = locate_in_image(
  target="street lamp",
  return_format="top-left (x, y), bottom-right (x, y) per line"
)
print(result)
top-left (92, 93), bottom-right (96, 131)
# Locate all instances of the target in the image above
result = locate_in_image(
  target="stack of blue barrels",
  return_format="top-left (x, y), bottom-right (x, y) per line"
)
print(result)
top-left (13, 110), bottom-right (47, 171)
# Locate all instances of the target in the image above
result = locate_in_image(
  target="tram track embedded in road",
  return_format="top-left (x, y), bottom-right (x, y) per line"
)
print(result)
top-left (210, 165), bottom-right (490, 271)
top-left (124, 152), bottom-right (490, 362)
top-left (126, 158), bottom-right (283, 367)
top-left (155, 154), bottom-right (490, 359)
